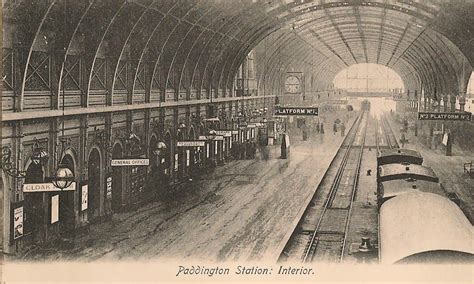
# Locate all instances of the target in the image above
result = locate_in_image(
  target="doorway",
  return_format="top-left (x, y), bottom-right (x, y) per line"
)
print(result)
top-left (87, 148), bottom-right (102, 221)
top-left (23, 162), bottom-right (44, 240)
top-left (59, 154), bottom-right (76, 234)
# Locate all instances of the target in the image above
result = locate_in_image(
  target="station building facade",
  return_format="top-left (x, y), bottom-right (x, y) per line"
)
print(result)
top-left (1, 15), bottom-right (278, 253)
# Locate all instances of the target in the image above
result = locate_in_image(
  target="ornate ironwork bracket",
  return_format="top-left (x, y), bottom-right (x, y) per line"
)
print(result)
top-left (93, 127), bottom-right (113, 154)
top-left (1, 146), bottom-right (26, 179)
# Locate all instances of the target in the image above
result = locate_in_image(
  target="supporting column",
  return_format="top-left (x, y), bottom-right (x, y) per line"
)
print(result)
top-left (459, 92), bottom-right (466, 112)
top-left (171, 107), bottom-right (178, 183)
top-left (414, 90), bottom-right (418, 136)
top-left (423, 92), bottom-right (427, 110)
top-left (450, 93), bottom-right (457, 112)
top-left (445, 93), bottom-right (458, 157)
top-left (3, 121), bottom-right (24, 254)
top-left (78, 115), bottom-right (88, 226)
top-left (104, 114), bottom-right (112, 215)
top-left (443, 93), bottom-right (449, 112)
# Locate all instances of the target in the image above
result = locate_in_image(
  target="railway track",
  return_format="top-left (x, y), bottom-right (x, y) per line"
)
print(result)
top-left (380, 114), bottom-right (399, 149)
top-left (279, 111), bottom-right (368, 263)
top-left (375, 114), bottom-right (399, 153)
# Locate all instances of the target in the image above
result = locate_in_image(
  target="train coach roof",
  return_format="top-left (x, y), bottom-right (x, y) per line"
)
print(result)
top-left (379, 192), bottom-right (473, 264)
top-left (378, 149), bottom-right (422, 159)
top-left (380, 179), bottom-right (445, 200)
top-left (378, 164), bottom-right (438, 182)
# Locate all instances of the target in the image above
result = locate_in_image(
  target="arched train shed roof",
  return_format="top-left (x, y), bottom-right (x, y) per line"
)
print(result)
top-left (2, 0), bottom-right (473, 109)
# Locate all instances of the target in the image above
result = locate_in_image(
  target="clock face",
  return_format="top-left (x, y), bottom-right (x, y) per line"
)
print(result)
top-left (285, 75), bottom-right (301, 93)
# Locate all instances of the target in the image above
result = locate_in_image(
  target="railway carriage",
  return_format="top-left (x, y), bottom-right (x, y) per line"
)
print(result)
top-left (379, 192), bottom-right (474, 264)
top-left (377, 148), bottom-right (423, 167)
top-left (377, 178), bottom-right (445, 208)
top-left (360, 100), bottom-right (371, 111)
top-left (377, 163), bottom-right (438, 183)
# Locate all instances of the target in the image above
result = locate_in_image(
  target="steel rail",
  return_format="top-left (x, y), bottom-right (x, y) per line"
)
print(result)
top-left (301, 111), bottom-right (366, 263)
top-left (340, 111), bottom-right (368, 261)
top-left (375, 117), bottom-right (381, 154)
top-left (381, 114), bottom-right (399, 149)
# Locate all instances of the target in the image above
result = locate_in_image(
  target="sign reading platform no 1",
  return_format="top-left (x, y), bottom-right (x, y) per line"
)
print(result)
top-left (418, 112), bottom-right (472, 121)
top-left (275, 107), bottom-right (318, 116)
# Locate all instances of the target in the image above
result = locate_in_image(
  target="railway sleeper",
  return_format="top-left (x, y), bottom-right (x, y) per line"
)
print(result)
top-left (316, 231), bottom-right (345, 238)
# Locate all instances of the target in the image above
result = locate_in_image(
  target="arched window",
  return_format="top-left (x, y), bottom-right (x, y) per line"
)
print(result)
top-left (466, 72), bottom-right (474, 95)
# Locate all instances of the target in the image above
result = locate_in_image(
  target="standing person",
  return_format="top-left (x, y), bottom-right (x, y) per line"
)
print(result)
top-left (341, 122), bottom-right (346, 136)
top-left (333, 122), bottom-right (338, 135)
top-left (320, 122), bottom-right (325, 134)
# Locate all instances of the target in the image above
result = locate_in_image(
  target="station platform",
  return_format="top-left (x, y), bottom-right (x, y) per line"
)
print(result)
top-left (386, 114), bottom-right (473, 223)
top-left (17, 113), bottom-right (357, 262)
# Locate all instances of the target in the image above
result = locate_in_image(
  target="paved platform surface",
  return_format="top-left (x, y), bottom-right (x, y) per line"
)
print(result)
top-left (386, 114), bottom-right (473, 223)
top-left (16, 112), bottom-right (356, 262)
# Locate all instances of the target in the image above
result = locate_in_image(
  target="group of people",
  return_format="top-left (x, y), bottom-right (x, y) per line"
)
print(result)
top-left (333, 121), bottom-right (346, 136)
top-left (231, 140), bottom-right (257, 160)
top-left (316, 122), bottom-right (325, 133)
top-left (312, 118), bottom-right (345, 136)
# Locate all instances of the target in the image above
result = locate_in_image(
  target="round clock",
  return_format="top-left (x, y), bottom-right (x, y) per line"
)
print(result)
top-left (285, 75), bottom-right (301, 93)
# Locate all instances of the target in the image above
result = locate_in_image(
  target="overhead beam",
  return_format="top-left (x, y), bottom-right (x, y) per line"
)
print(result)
top-left (321, 1), bottom-right (358, 64)
top-left (353, 6), bottom-right (369, 63)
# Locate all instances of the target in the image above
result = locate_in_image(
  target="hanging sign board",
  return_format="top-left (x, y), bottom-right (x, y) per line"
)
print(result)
top-left (81, 184), bottom-right (88, 211)
top-left (392, 94), bottom-right (404, 101)
top-left (418, 112), bottom-right (471, 121)
top-left (51, 195), bottom-right (59, 224)
top-left (174, 153), bottom-right (179, 171)
top-left (442, 133), bottom-right (449, 146)
top-left (12, 203), bottom-right (24, 240)
top-left (106, 176), bottom-right (112, 198)
top-left (231, 130), bottom-right (238, 135)
top-left (111, 159), bottom-right (149, 166)
top-left (198, 135), bottom-right (224, 141)
top-left (214, 130), bottom-right (232, 137)
top-left (247, 124), bottom-right (256, 128)
top-left (177, 141), bottom-right (205, 147)
top-left (23, 182), bottom-right (76, 192)
top-left (186, 150), bottom-right (190, 166)
top-left (326, 100), bottom-right (348, 105)
top-left (274, 107), bottom-right (318, 116)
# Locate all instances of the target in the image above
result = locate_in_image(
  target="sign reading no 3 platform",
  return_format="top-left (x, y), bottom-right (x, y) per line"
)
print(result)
top-left (418, 112), bottom-right (472, 121)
